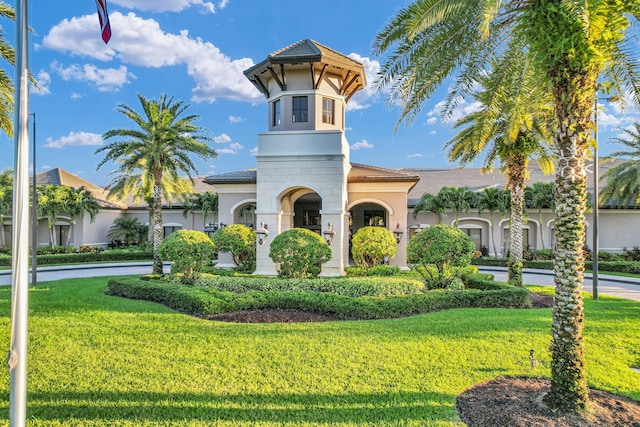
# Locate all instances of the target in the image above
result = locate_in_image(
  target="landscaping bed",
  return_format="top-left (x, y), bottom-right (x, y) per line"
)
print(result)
top-left (106, 274), bottom-right (532, 321)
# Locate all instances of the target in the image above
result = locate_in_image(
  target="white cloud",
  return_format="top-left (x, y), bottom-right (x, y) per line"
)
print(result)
top-left (345, 53), bottom-right (380, 112)
top-left (216, 142), bottom-right (243, 154)
top-left (426, 116), bottom-right (438, 125)
top-left (350, 139), bottom-right (374, 150)
top-left (32, 70), bottom-right (51, 95)
top-left (40, 12), bottom-right (260, 103)
top-left (228, 115), bottom-right (243, 124)
top-left (250, 146), bottom-right (258, 155)
top-left (407, 153), bottom-right (423, 158)
top-left (52, 62), bottom-right (134, 92)
top-left (44, 131), bottom-right (103, 149)
top-left (71, 92), bottom-right (84, 99)
top-left (213, 133), bottom-right (232, 143)
top-left (427, 98), bottom-right (483, 124)
top-left (110, 0), bottom-right (216, 13)
top-left (218, 0), bottom-right (229, 9)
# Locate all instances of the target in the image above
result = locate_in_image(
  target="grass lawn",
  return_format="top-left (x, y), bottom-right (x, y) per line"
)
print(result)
top-left (0, 277), bottom-right (638, 426)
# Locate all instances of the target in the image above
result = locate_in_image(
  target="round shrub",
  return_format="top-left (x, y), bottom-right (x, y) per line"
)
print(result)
top-left (269, 228), bottom-right (332, 278)
top-left (158, 230), bottom-right (215, 284)
top-left (351, 226), bottom-right (398, 268)
top-left (407, 224), bottom-right (475, 289)
top-left (211, 224), bottom-right (256, 273)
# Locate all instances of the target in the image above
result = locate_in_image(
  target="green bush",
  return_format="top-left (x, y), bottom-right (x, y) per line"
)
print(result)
top-left (159, 230), bottom-right (215, 284)
top-left (211, 224), bottom-right (256, 273)
top-left (195, 275), bottom-right (424, 297)
top-left (106, 276), bottom-right (530, 320)
top-left (269, 228), bottom-right (331, 278)
top-left (407, 224), bottom-right (475, 289)
top-left (345, 265), bottom-right (401, 277)
top-left (350, 226), bottom-right (398, 268)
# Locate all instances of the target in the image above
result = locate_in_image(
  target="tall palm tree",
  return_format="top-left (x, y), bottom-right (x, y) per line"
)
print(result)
top-left (374, 0), bottom-right (640, 414)
top-left (600, 122), bottom-right (640, 208)
top-left (96, 94), bottom-right (217, 274)
top-left (444, 49), bottom-right (555, 286)
top-left (476, 186), bottom-right (509, 257)
top-left (526, 181), bottom-right (556, 249)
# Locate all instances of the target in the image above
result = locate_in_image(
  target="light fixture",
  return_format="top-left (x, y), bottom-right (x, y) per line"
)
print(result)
top-left (255, 222), bottom-right (269, 245)
top-left (204, 222), bottom-right (218, 237)
top-left (323, 222), bottom-right (335, 245)
top-left (393, 223), bottom-right (404, 244)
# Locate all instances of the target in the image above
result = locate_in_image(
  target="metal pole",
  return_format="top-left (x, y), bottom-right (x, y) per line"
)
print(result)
top-left (30, 113), bottom-right (37, 288)
top-left (593, 101), bottom-right (599, 300)
top-left (9, 0), bottom-right (30, 425)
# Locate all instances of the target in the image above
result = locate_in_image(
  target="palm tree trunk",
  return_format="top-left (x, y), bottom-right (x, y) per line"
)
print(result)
top-left (543, 73), bottom-right (593, 414)
top-left (489, 212), bottom-right (498, 257)
top-left (539, 212), bottom-right (546, 250)
top-left (506, 153), bottom-right (527, 287)
top-left (152, 176), bottom-right (164, 275)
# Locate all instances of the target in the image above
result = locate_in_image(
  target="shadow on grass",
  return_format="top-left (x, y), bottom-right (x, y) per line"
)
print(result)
top-left (3, 390), bottom-right (460, 425)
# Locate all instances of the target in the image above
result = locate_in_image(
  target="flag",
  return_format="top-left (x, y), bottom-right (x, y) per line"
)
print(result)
top-left (95, 0), bottom-right (112, 44)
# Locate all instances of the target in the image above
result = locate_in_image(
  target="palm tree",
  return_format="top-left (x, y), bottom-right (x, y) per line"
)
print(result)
top-left (526, 182), bottom-right (556, 249)
top-left (183, 191), bottom-right (219, 228)
top-left (476, 186), bottom-right (509, 257)
top-left (0, 168), bottom-right (12, 248)
top-left (444, 49), bottom-right (555, 286)
top-left (63, 186), bottom-right (100, 247)
top-left (0, 2), bottom-right (15, 137)
top-left (600, 122), bottom-right (640, 208)
top-left (413, 191), bottom-right (446, 224)
top-left (96, 94), bottom-right (217, 274)
top-left (37, 184), bottom-right (67, 248)
top-left (445, 186), bottom-right (474, 226)
top-left (107, 217), bottom-right (143, 246)
top-left (374, 0), bottom-right (639, 414)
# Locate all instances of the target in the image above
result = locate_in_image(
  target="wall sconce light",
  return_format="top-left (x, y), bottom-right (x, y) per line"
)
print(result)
top-left (393, 223), bottom-right (404, 244)
top-left (323, 222), bottom-right (335, 245)
top-left (256, 222), bottom-right (269, 245)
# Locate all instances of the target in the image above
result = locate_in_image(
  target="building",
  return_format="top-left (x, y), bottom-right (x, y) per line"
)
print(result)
top-left (3, 40), bottom-right (638, 265)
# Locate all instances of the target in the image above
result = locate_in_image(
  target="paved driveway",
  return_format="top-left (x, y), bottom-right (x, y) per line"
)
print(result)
top-left (1, 263), bottom-right (639, 301)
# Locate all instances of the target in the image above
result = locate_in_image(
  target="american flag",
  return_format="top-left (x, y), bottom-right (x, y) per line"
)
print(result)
top-left (95, 0), bottom-right (111, 43)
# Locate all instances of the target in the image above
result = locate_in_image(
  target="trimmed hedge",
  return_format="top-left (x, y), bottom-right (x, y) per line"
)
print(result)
top-left (0, 250), bottom-right (153, 267)
top-left (106, 275), bottom-right (531, 320)
top-left (473, 258), bottom-right (640, 274)
top-left (194, 275), bottom-right (425, 298)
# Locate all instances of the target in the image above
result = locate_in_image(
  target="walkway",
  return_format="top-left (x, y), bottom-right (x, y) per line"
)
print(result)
top-left (0, 263), bottom-right (639, 301)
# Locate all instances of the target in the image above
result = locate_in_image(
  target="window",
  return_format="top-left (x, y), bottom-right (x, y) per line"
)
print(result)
top-left (164, 225), bottom-right (182, 238)
top-left (322, 97), bottom-right (335, 124)
top-left (292, 96), bottom-right (308, 122)
top-left (462, 228), bottom-right (482, 251)
top-left (364, 210), bottom-right (386, 227)
top-left (503, 228), bottom-right (530, 253)
top-left (57, 225), bottom-right (70, 246)
top-left (272, 99), bottom-right (281, 126)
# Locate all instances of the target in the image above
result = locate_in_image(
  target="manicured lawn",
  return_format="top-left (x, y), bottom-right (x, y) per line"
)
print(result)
top-left (0, 277), bottom-right (638, 426)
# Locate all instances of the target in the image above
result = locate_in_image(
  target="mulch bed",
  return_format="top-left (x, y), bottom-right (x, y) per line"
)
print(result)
top-left (457, 377), bottom-right (640, 426)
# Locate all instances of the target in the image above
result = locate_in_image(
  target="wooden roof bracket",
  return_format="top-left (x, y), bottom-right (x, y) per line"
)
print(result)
top-left (268, 67), bottom-right (285, 91)
top-left (341, 74), bottom-right (360, 96)
top-left (314, 64), bottom-right (327, 89)
top-left (253, 76), bottom-right (269, 98)
top-left (339, 70), bottom-right (353, 94)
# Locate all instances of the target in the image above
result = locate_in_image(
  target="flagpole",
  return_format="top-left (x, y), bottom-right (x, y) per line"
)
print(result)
top-left (9, 0), bottom-right (30, 425)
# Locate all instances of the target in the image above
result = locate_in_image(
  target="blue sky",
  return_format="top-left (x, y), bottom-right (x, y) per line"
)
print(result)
top-left (1, 0), bottom-right (639, 187)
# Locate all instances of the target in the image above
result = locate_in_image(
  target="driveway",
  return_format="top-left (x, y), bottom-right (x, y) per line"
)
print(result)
top-left (1, 263), bottom-right (639, 301)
